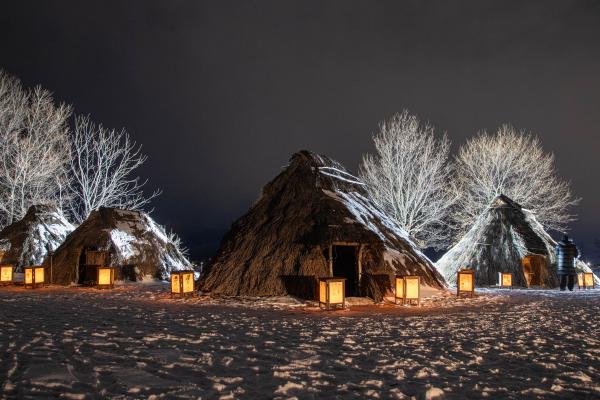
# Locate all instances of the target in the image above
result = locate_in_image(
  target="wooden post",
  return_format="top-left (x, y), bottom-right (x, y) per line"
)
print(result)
top-left (357, 244), bottom-right (364, 296)
top-left (328, 244), bottom-right (333, 276)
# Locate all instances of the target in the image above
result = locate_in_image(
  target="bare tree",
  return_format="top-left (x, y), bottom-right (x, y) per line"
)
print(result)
top-left (453, 125), bottom-right (578, 235)
top-left (0, 70), bottom-right (26, 140)
top-left (68, 115), bottom-right (160, 223)
top-left (359, 110), bottom-right (456, 249)
top-left (0, 70), bottom-right (72, 227)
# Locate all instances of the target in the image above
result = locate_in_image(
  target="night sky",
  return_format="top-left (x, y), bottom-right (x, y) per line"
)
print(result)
top-left (1, 1), bottom-right (599, 262)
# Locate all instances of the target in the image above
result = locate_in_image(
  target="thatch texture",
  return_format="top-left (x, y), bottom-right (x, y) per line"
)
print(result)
top-left (202, 150), bottom-right (446, 301)
top-left (43, 207), bottom-right (192, 284)
top-left (436, 195), bottom-right (559, 287)
top-left (0, 204), bottom-right (74, 270)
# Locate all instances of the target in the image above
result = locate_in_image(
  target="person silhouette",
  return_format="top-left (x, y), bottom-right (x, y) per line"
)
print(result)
top-left (555, 234), bottom-right (579, 291)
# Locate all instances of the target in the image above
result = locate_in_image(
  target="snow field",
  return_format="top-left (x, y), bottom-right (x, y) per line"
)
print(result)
top-left (0, 285), bottom-right (599, 399)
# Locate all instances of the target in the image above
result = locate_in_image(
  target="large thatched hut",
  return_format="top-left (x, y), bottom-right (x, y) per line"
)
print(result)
top-left (436, 195), bottom-right (559, 287)
top-left (43, 207), bottom-right (192, 285)
top-left (202, 150), bottom-right (446, 301)
top-left (0, 204), bottom-right (74, 269)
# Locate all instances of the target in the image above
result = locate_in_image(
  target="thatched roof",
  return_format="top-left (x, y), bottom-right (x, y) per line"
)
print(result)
top-left (0, 204), bottom-right (74, 270)
top-left (44, 207), bottom-right (192, 284)
top-left (436, 194), bottom-right (559, 287)
top-left (202, 150), bottom-right (446, 299)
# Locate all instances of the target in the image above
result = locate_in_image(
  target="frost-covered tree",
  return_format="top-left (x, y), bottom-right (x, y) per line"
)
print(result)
top-left (453, 125), bottom-right (578, 235)
top-left (0, 70), bottom-right (72, 227)
top-left (68, 115), bottom-right (160, 223)
top-left (359, 110), bottom-right (456, 249)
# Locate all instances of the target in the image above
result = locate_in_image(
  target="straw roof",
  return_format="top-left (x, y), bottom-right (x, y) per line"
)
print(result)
top-left (202, 150), bottom-right (446, 301)
top-left (436, 194), bottom-right (559, 287)
top-left (44, 207), bottom-right (192, 284)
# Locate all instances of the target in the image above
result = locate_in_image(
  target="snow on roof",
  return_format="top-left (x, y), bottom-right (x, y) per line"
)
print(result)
top-left (109, 210), bottom-right (190, 269)
top-left (0, 205), bottom-right (75, 268)
top-left (322, 185), bottom-right (433, 269)
top-left (113, 210), bottom-right (170, 244)
top-left (108, 209), bottom-right (192, 272)
top-left (110, 229), bottom-right (139, 259)
top-left (318, 166), bottom-right (366, 186)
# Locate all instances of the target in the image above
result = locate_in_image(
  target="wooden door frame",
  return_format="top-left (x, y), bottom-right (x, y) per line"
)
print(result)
top-left (327, 243), bottom-right (365, 295)
top-left (522, 254), bottom-right (546, 287)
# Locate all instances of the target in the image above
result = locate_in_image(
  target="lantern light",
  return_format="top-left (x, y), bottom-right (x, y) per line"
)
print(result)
top-left (395, 275), bottom-right (420, 305)
top-left (24, 266), bottom-right (45, 288)
top-left (0, 264), bottom-right (13, 285)
top-left (457, 269), bottom-right (475, 298)
top-left (584, 272), bottom-right (595, 289)
top-left (394, 276), bottom-right (404, 304)
top-left (319, 277), bottom-right (345, 310)
top-left (171, 270), bottom-right (196, 298)
top-left (97, 266), bottom-right (116, 289)
top-left (498, 272), bottom-right (513, 288)
top-left (404, 276), bottom-right (421, 305)
top-left (578, 272), bottom-right (595, 289)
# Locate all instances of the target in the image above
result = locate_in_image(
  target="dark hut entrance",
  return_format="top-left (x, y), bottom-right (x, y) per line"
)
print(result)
top-left (331, 245), bottom-right (360, 297)
top-left (522, 255), bottom-right (546, 287)
top-left (77, 250), bottom-right (87, 284)
top-left (78, 249), bottom-right (110, 285)
top-left (121, 265), bottom-right (137, 282)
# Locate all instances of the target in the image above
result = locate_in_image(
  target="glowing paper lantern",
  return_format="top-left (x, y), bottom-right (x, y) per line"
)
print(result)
top-left (578, 272), bottom-right (595, 289)
top-left (171, 270), bottom-right (195, 297)
top-left (404, 276), bottom-right (420, 305)
top-left (394, 276), bottom-right (404, 304)
top-left (584, 272), bottom-right (595, 289)
top-left (97, 266), bottom-right (116, 289)
top-left (498, 272), bottom-right (513, 288)
top-left (0, 264), bottom-right (13, 284)
top-left (24, 266), bottom-right (45, 288)
top-left (319, 277), bottom-right (345, 310)
top-left (395, 275), bottom-right (421, 305)
top-left (457, 269), bottom-right (475, 298)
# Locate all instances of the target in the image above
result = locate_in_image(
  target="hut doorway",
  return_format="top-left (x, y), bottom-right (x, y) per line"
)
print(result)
top-left (522, 255), bottom-right (545, 287)
top-left (331, 245), bottom-right (359, 297)
top-left (121, 265), bottom-right (137, 281)
top-left (77, 250), bottom-right (87, 285)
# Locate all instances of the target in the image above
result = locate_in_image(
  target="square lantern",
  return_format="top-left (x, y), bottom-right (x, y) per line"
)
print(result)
top-left (404, 276), bottom-right (421, 305)
top-left (171, 270), bottom-right (195, 297)
top-left (578, 272), bottom-right (595, 289)
top-left (395, 276), bottom-right (420, 305)
top-left (319, 277), bottom-right (345, 310)
top-left (97, 266), bottom-right (116, 289)
top-left (0, 264), bottom-right (13, 285)
top-left (24, 266), bottom-right (45, 288)
top-left (584, 272), bottom-right (595, 289)
top-left (457, 269), bottom-right (475, 298)
top-left (394, 276), bottom-right (404, 304)
top-left (498, 272), bottom-right (513, 288)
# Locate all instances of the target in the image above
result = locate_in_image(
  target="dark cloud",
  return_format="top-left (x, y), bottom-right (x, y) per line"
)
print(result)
top-left (1, 0), bottom-right (599, 261)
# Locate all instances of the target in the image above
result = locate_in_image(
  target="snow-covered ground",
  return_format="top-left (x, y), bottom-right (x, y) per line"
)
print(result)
top-left (1, 284), bottom-right (599, 399)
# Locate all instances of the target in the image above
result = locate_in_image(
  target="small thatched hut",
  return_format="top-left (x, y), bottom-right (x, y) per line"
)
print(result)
top-left (43, 207), bottom-right (192, 285)
top-left (202, 150), bottom-right (446, 301)
top-left (436, 194), bottom-right (559, 287)
top-left (0, 204), bottom-right (74, 270)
